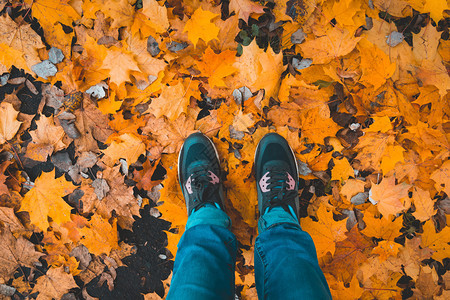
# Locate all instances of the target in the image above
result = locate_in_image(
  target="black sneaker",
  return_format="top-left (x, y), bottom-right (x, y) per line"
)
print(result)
top-left (254, 133), bottom-right (300, 221)
top-left (178, 132), bottom-right (224, 216)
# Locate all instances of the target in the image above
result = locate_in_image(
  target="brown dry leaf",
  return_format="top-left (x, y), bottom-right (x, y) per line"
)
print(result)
top-left (133, 159), bottom-right (162, 191)
top-left (229, 0), bottom-right (265, 22)
top-left (0, 14), bottom-right (45, 70)
top-left (0, 228), bottom-right (44, 281)
top-left (323, 227), bottom-right (372, 284)
top-left (412, 265), bottom-right (441, 299)
top-left (32, 266), bottom-right (77, 300)
top-left (74, 95), bottom-right (114, 153)
top-left (0, 102), bottom-right (22, 144)
top-left (0, 207), bottom-right (24, 233)
top-left (142, 113), bottom-right (196, 155)
top-left (25, 115), bottom-right (66, 162)
top-left (95, 166), bottom-right (140, 230)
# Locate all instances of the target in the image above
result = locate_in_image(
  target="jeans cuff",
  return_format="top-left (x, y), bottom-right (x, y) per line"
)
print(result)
top-left (258, 207), bottom-right (300, 233)
top-left (186, 205), bottom-right (232, 230)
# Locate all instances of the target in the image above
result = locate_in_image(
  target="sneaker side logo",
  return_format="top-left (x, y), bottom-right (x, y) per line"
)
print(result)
top-left (185, 176), bottom-right (193, 194)
top-left (259, 172), bottom-right (271, 192)
top-left (286, 172), bottom-right (295, 190)
top-left (208, 171), bottom-right (220, 184)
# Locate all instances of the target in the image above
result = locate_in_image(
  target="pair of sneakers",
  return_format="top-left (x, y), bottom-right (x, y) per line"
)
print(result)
top-left (178, 132), bottom-right (299, 223)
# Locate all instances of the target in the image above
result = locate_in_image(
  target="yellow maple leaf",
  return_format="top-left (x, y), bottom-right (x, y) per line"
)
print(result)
top-left (233, 40), bottom-right (284, 102)
top-left (82, 0), bottom-right (135, 28)
top-left (369, 176), bottom-right (411, 217)
top-left (362, 212), bottom-right (403, 240)
top-left (146, 81), bottom-right (189, 121)
top-left (0, 102), bottom-right (22, 144)
top-left (100, 46), bottom-right (141, 86)
top-left (157, 166), bottom-right (187, 256)
top-left (0, 44), bottom-right (30, 73)
top-left (196, 47), bottom-right (238, 87)
top-left (331, 158), bottom-right (354, 182)
top-left (357, 39), bottom-right (396, 90)
top-left (102, 133), bottom-right (146, 166)
top-left (340, 179), bottom-right (366, 203)
top-left (406, 0), bottom-right (448, 22)
top-left (141, 0), bottom-right (169, 33)
top-left (430, 160), bottom-right (450, 197)
top-left (300, 106), bottom-right (341, 145)
top-left (421, 220), bottom-right (450, 262)
top-left (19, 169), bottom-right (76, 231)
top-left (28, 0), bottom-right (80, 27)
top-left (301, 205), bottom-right (347, 257)
top-left (183, 7), bottom-right (220, 47)
top-left (412, 187), bottom-right (436, 221)
top-left (232, 110), bottom-right (255, 132)
top-left (80, 214), bottom-right (118, 256)
top-left (371, 240), bottom-right (402, 261)
top-left (299, 27), bottom-right (362, 64)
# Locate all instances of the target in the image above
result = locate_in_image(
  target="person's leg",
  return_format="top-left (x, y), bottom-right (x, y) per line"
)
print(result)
top-left (168, 133), bottom-right (237, 300)
top-left (254, 133), bottom-right (331, 299)
top-left (254, 210), bottom-right (331, 300)
top-left (167, 205), bottom-right (237, 300)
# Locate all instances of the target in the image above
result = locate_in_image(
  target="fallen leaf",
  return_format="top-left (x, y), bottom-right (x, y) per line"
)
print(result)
top-left (421, 220), bottom-right (450, 262)
top-left (102, 133), bottom-right (146, 166)
top-left (299, 27), bottom-right (362, 64)
top-left (183, 7), bottom-right (220, 47)
top-left (196, 47), bottom-right (238, 87)
top-left (412, 186), bottom-right (436, 221)
top-left (0, 102), bottom-right (22, 144)
top-left (301, 204), bottom-right (347, 257)
top-left (0, 228), bottom-right (44, 281)
top-left (19, 169), bottom-right (76, 230)
top-left (32, 266), bottom-right (77, 300)
top-left (80, 214), bottom-right (118, 256)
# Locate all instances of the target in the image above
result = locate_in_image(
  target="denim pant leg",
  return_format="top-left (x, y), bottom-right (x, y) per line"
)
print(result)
top-left (167, 206), bottom-right (237, 300)
top-left (255, 216), bottom-right (331, 299)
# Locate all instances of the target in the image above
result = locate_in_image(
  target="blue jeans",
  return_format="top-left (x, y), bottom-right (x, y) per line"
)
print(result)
top-left (167, 206), bottom-right (332, 300)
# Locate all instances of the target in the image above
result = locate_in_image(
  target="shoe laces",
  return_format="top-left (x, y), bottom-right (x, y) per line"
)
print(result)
top-left (190, 164), bottom-right (219, 209)
top-left (265, 167), bottom-right (297, 210)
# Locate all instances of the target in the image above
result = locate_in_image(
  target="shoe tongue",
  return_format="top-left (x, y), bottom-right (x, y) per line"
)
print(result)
top-left (188, 160), bottom-right (210, 171)
top-left (264, 160), bottom-right (290, 172)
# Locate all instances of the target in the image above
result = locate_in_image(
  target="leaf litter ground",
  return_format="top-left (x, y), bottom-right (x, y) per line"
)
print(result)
top-left (0, 0), bottom-right (449, 299)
